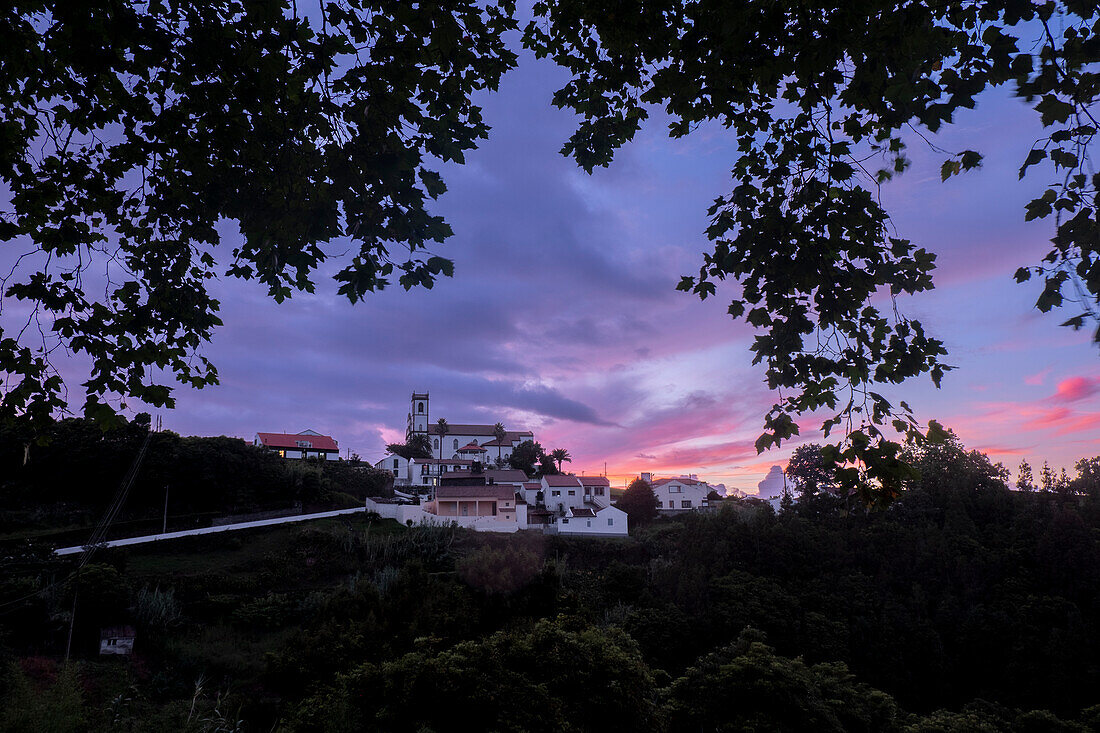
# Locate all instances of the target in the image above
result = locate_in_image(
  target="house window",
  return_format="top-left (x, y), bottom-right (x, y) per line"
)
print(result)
top-left (453, 439), bottom-right (459, 450)
top-left (418, 402), bottom-right (424, 413)
top-left (668, 500), bottom-right (674, 508)
top-left (594, 487), bottom-right (604, 495)
top-left (682, 500), bottom-right (692, 508)
top-left (670, 484), bottom-right (681, 493)
top-left (607, 518), bottom-right (614, 526)
top-left (568, 490), bottom-right (575, 496)
top-left (434, 439), bottom-right (439, 449)
top-left (393, 459), bottom-right (399, 469)
top-left (586, 519), bottom-right (592, 527)
top-left (562, 518), bottom-right (569, 524)
top-left (552, 490), bottom-right (560, 497)
top-left (296, 440), bottom-right (312, 448)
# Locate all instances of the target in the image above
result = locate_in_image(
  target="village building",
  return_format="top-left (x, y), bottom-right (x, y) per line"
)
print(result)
top-left (556, 503), bottom-right (628, 537)
top-left (365, 393), bottom-right (626, 536)
top-left (642, 473), bottom-right (716, 513)
top-left (403, 457), bottom-right (475, 489)
top-left (405, 392), bottom-right (534, 462)
top-left (99, 625), bottom-right (136, 656)
top-left (517, 474), bottom-right (628, 537)
top-left (425, 485), bottom-right (518, 523)
top-left (255, 429), bottom-right (339, 460)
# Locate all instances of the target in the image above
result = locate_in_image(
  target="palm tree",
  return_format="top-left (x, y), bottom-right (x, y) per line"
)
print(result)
top-left (436, 418), bottom-right (449, 460)
top-left (550, 448), bottom-right (572, 473)
top-left (493, 422), bottom-right (507, 462)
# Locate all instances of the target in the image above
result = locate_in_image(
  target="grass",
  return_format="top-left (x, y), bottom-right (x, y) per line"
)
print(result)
top-left (121, 515), bottom-right (406, 579)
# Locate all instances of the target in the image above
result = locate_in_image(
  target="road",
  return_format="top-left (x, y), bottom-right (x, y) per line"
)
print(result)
top-left (54, 506), bottom-right (366, 556)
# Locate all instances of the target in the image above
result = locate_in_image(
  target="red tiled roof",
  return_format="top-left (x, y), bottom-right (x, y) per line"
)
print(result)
top-left (434, 486), bottom-right (516, 501)
top-left (256, 432), bottom-right (338, 451)
top-left (651, 477), bottom-right (705, 487)
top-left (579, 476), bottom-right (611, 487)
top-left (523, 482), bottom-right (542, 489)
top-left (543, 474), bottom-right (583, 487)
top-left (485, 469), bottom-right (530, 483)
top-left (570, 508), bottom-right (596, 518)
top-left (457, 442), bottom-right (487, 453)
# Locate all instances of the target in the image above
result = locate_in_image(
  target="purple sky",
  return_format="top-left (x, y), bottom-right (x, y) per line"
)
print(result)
top-left (8, 48), bottom-right (1100, 494)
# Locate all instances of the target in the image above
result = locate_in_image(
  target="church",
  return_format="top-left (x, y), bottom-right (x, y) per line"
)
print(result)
top-left (405, 392), bottom-right (534, 463)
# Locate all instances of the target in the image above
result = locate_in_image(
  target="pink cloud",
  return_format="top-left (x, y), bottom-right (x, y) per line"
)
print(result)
top-left (1052, 413), bottom-right (1100, 437)
top-left (1051, 376), bottom-right (1099, 403)
top-left (651, 438), bottom-right (759, 468)
top-left (974, 444), bottom-right (1030, 458)
top-left (1024, 367), bottom-right (1051, 386)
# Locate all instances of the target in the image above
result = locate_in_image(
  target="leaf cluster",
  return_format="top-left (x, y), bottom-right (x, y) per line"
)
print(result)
top-left (525, 0), bottom-right (1100, 503)
top-left (1, 0), bottom-right (518, 428)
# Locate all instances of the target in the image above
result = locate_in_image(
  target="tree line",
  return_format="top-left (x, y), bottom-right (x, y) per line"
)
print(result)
top-left (0, 414), bottom-right (394, 539)
top-left (3, 435), bottom-right (1099, 730)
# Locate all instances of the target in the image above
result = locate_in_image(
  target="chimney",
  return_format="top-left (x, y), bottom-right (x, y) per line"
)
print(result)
top-left (641, 472), bottom-right (652, 483)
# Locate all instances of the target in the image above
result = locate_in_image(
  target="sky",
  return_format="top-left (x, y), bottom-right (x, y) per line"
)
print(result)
top-left (7, 40), bottom-right (1100, 495)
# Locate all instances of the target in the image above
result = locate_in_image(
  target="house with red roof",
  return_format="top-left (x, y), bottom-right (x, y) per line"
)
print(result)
top-left (517, 473), bottom-right (628, 536)
top-left (254, 429), bottom-right (339, 460)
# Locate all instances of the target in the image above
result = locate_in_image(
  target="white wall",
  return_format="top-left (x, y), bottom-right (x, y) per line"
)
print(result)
top-left (375, 454), bottom-right (409, 483)
top-left (654, 480), bottom-right (710, 511)
top-left (365, 498), bottom-right (520, 533)
top-left (556, 505), bottom-right (628, 536)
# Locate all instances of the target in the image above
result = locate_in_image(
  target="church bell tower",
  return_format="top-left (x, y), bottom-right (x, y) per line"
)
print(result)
top-left (407, 392), bottom-right (430, 442)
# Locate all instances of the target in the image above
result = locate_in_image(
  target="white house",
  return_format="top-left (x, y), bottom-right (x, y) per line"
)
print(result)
top-left (255, 430), bottom-right (340, 460)
top-left (555, 503), bottom-right (628, 537)
top-left (407, 457), bottom-right (475, 488)
top-left (643, 473), bottom-right (715, 513)
top-left (375, 454), bottom-right (411, 485)
top-left (100, 625), bottom-right (136, 655)
top-left (521, 474), bottom-right (628, 536)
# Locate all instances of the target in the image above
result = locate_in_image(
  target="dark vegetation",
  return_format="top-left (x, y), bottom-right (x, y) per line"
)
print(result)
top-left (0, 414), bottom-right (393, 545)
top-left (2, 436), bottom-right (1100, 730)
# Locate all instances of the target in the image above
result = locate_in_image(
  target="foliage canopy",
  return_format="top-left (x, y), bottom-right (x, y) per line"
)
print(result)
top-left (0, 0), bottom-right (517, 428)
top-left (525, 0), bottom-right (1100, 497)
top-left (4, 0), bottom-right (1100, 501)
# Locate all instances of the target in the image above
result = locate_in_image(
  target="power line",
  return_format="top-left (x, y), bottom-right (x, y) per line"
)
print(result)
top-left (0, 417), bottom-right (158, 618)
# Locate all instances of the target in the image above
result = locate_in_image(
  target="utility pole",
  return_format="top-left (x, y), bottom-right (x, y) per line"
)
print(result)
top-left (162, 484), bottom-right (169, 534)
top-left (64, 566), bottom-right (80, 662)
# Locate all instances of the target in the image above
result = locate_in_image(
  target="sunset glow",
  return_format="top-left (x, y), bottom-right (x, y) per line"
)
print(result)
top-left (130, 58), bottom-right (1100, 495)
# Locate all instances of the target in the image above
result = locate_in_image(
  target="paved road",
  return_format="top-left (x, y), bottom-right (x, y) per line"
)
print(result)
top-left (54, 506), bottom-right (365, 556)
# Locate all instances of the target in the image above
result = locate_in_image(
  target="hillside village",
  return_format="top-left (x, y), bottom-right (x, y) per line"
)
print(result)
top-left (250, 392), bottom-right (766, 537)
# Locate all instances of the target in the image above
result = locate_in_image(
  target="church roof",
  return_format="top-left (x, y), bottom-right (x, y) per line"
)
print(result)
top-left (428, 423), bottom-right (533, 438)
